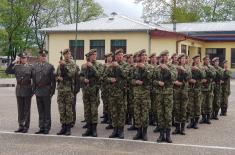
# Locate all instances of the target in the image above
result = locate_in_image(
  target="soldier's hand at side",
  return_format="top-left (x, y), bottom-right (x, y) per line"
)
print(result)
top-left (192, 66), bottom-right (199, 70)
top-left (57, 76), bottom-right (63, 81)
top-left (111, 77), bottom-right (117, 83)
top-left (138, 63), bottom-right (145, 68)
top-left (84, 79), bottom-right (89, 84)
top-left (161, 64), bottom-right (169, 70)
top-left (158, 81), bottom-right (164, 86)
top-left (204, 66), bottom-right (208, 70)
top-left (189, 79), bottom-right (196, 83)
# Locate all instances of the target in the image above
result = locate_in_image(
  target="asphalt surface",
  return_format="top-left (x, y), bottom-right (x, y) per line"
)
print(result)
top-left (0, 78), bottom-right (235, 155)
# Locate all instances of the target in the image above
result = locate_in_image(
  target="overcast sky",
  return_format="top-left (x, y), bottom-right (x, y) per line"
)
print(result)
top-left (94, 0), bottom-right (143, 19)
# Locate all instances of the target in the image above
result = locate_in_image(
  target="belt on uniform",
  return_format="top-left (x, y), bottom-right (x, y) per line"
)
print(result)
top-left (36, 83), bottom-right (50, 88)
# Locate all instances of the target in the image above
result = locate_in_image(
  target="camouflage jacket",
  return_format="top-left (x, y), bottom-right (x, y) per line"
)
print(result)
top-left (189, 64), bottom-right (205, 90)
top-left (174, 64), bottom-right (191, 91)
top-left (222, 69), bottom-right (231, 94)
top-left (201, 64), bottom-right (216, 92)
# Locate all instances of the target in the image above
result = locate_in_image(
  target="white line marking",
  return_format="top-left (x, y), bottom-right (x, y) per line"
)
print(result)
top-left (0, 130), bottom-right (235, 151)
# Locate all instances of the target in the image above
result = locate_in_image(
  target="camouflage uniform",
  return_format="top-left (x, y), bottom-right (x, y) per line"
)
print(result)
top-left (80, 59), bottom-right (102, 137)
top-left (5, 53), bottom-right (33, 133)
top-left (56, 59), bottom-right (77, 135)
top-left (220, 67), bottom-right (231, 116)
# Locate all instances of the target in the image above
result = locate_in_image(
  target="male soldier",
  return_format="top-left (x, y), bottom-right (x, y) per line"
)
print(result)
top-left (187, 55), bottom-right (205, 129)
top-left (56, 49), bottom-right (78, 136)
top-left (33, 50), bottom-right (56, 134)
top-left (132, 49), bottom-right (151, 141)
top-left (105, 48), bottom-right (128, 139)
top-left (80, 49), bottom-right (102, 137)
top-left (153, 50), bottom-right (177, 143)
top-left (211, 57), bottom-right (223, 120)
top-left (200, 55), bottom-right (215, 124)
top-left (6, 52), bottom-right (33, 133)
top-left (172, 53), bottom-right (191, 135)
top-left (220, 60), bottom-right (231, 116)
top-left (148, 53), bottom-right (157, 126)
top-left (101, 53), bottom-right (113, 125)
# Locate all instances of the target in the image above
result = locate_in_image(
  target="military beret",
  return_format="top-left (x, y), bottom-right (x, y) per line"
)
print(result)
top-left (85, 49), bottom-right (97, 57)
top-left (39, 49), bottom-right (48, 56)
top-left (133, 51), bottom-right (140, 57)
top-left (18, 52), bottom-right (27, 58)
top-left (171, 53), bottom-right (177, 58)
top-left (203, 55), bottom-right (210, 60)
top-left (123, 54), bottom-right (128, 57)
top-left (62, 48), bottom-right (71, 55)
top-left (139, 49), bottom-right (147, 56)
top-left (149, 53), bottom-right (156, 58)
top-left (177, 53), bottom-right (186, 60)
top-left (105, 52), bottom-right (113, 58)
top-left (192, 54), bottom-right (200, 59)
top-left (223, 60), bottom-right (228, 64)
top-left (212, 57), bottom-right (219, 62)
top-left (159, 50), bottom-right (169, 57)
top-left (115, 48), bottom-right (124, 55)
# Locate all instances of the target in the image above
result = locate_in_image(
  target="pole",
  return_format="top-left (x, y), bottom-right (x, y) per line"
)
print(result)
top-left (74, 0), bottom-right (79, 63)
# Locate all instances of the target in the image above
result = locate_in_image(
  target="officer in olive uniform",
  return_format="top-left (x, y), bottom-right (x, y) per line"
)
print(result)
top-left (6, 52), bottom-right (33, 133)
top-left (80, 49), bottom-right (102, 137)
top-left (56, 49), bottom-right (78, 136)
top-left (32, 50), bottom-right (56, 134)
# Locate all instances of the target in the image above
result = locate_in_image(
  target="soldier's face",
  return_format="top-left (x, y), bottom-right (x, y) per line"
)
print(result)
top-left (140, 53), bottom-right (147, 62)
top-left (106, 56), bottom-right (112, 63)
top-left (204, 58), bottom-right (210, 65)
top-left (151, 56), bottom-right (157, 64)
top-left (180, 56), bottom-right (186, 65)
top-left (20, 57), bottom-right (27, 64)
top-left (194, 57), bottom-right (200, 64)
top-left (224, 62), bottom-right (228, 68)
top-left (172, 56), bottom-right (177, 63)
top-left (64, 52), bottom-right (71, 60)
top-left (115, 53), bottom-right (123, 62)
top-left (162, 54), bottom-right (169, 62)
top-left (90, 52), bottom-right (97, 61)
top-left (215, 60), bottom-right (219, 66)
top-left (127, 56), bottom-right (133, 64)
top-left (39, 55), bottom-right (47, 62)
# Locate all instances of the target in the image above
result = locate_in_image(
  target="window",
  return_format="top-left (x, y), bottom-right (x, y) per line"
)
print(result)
top-left (111, 40), bottom-right (127, 54)
top-left (206, 48), bottom-right (225, 66)
top-left (90, 40), bottom-right (105, 60)
top-left (69, 40), bottom-right (84, 60)
top-left (231, 48), bottom-right (235, 68)
top-left (181, 44), bottom-right (186, 54)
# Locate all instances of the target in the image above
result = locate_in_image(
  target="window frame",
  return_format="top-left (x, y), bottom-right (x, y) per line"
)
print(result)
top-left (69, 40), bottom-right (85, 60)
top-left (90, 40), bottom-right (105, 60)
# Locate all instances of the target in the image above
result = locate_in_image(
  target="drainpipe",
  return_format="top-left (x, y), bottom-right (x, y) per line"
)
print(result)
top-left (147, 30), bottom-right (151, 55)
top-left (176, 36), bottom-right (187, 54)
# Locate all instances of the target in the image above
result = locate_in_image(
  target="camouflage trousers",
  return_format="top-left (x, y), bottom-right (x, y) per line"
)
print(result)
top-left (110, 88), bottom-right (126, 128)
top-left (82, 86), bottom-right (99, 124)
top-left (127, 89), bottom-right (134, 116)
top-left (101, 88), bottom-right (109, 115)
top-left (220, 92), bottom-right (229, 113)
top-left (174, 89), bottom-right (188, 123)
top-left (201, 91), bottom-right (213, 115)
top-left (57, 91), bottom-right (74, 124)
top-left (212, 85), bottom-right (221, 113)
top-left (158, 93), bottom-right (173, 129)
top-left (153, 92), bottom-right (161, 124)
top-left (150, 91), bottom-right (158, 122)
top-left (133, 87), bottom-right (150, 128)
top-left (188, 89), bottom-right (201, 118)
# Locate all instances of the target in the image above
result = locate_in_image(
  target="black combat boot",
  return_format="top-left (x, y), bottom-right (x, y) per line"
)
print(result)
top-left (199, 115), bottom-right (206, 124)
top-left (91, 123), bottom-right (98, 137)
top-left (180, 123), bottom-right (186, 135)
top-left (82, 123), bottom-right (92, 137)
top-left (57, 124), bottom-right (66, 135)
top-left (149, 113), bottom-right (154, 126)
top-left (165, 128), bottom-right (172, 143)
top-left (193, 117), bottom-right (199, 129)
top-left (101, 113), bottom-right (108, 124)
top-left (187, 119), bottom-right (194, 129)
top-left (157, 129), bottom-right (165, 143)
top-left (35, 129), bottom-right (44, 134)
top-left (82, 122), bottom-right (88, 129)
top-left (142, 127), bottom-right (148, 141)
top-left (109, 127), bottom-right (118, 138)
top-left (65, 124), bottom-right (71, 136)
top-left (128, 118), bottom-right (137, 131)
top-left (15, 126), bottom-right (24, 133)
top-left (153, 125), bottom-right (160, 133)
top-left (172, 123), bottom-right (180, 134)
top-left (133, 128), bottom-right (142, 140)
top-left (214, 111), bottom-right (219, 120)
top-left (118, 127), bottom-right (124, 139)
top-left (206, 114), bottom-right (211, 124)
top-left (125, 113), bottom-right (132, 125)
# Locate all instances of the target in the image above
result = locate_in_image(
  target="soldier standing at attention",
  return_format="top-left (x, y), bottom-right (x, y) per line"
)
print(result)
top-left (105, 49), bottom-right (128, 139)
top-left (153, 50), bottom-right (177, 143)
top-left (220, 60), bottom-right (231, 116)
top-left (211, 57), bottom-right (223, 120)
top-left (6, 52), bottom-right (33, 133)
top-left (33, 50), bottom-right (56, 134)
top-left (56, 49), bottom-right (78, 136)
top-left (132, 49), bottom-right (151, 141)
top-left (187, 55), bottom-right (204, 129)
top-left (199, 56), bottom-right (215, 124)
top-left (172, 53), bottom-right (190, 135)
top-left (80, 49), bottom-right (102, 137)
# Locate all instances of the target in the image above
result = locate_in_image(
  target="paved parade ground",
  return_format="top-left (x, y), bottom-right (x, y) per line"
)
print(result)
top-left (0, 78), bottom-right (235, 155)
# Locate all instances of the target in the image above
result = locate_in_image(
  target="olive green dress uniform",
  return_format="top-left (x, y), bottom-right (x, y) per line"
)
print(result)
top-left (5, 52), bottom-right (33, 133)
top-left (33, 52), bottom-right (56, 134)
top-left (220, 60), bottom-right (231, 116)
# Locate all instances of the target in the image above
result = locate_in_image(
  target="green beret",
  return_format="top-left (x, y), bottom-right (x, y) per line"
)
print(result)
top-left (192, 54), bottom-right (200, 59)
top-left (18, 52), bottom-right (27, 58)
top-left (177, 53), bottom-right (186, 60)
top-left (105, 52), bottom-right (113, 58)
top-left (203, 55), bottom-right (210, 60)
top-left (212, 57), bottom-right (219, 62)
top-left (171, 53), bottom-right (177, 58)
top-left (149, 53), bottom-right (156, 58)
top-left (85, 49), bottom-right (97, 57)
top-left (115, 48), bottom-right (124, 55)
top-left (159, 50), bottom-right (169, 57)
top-left (62, 48), bottom-right (71, 55)
top-left (139, 49), bottom-right (147, 56)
